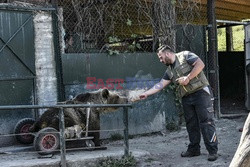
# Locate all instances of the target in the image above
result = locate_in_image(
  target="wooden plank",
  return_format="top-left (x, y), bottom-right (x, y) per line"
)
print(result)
top-left (216, 1), bottom-right (250, 14)
top-left (198, 5), bottom-right (250, 21)
top-left (217, 0), bottom-right (250, 7)
top-left (198, 0), bottom-right (250, 7)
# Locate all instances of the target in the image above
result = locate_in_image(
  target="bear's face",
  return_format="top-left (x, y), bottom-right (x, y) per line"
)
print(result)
top-left (73, 89), bottom-right (128, 113)
top-left (73, 89), bottom-right (128, 105)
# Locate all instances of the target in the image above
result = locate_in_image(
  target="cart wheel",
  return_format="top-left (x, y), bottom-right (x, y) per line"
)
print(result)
top-left (14, 118), bottom-right (35, 144)
top-left (85, 140), bottom-right (95, 150)
top-left (34, 127), bottom-right (60, 155)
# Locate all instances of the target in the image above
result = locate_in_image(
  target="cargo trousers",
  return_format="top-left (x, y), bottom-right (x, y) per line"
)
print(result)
top-left (182, 88), bottom-right (218, 154)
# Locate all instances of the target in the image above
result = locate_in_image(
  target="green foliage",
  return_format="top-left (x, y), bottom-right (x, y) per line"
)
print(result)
top-left (164, 83), bottom-right (183, 129)
top-left (108, 49), bottom-right (120, 55)
top-left (126, 19), bottom-right (132, 26)
top-left (171, 0), bottom-right (176, 5)
top-left (232, 26), bottom-right (244, 51)
top-left (217, 25), bottom-right (244, 51)
top-left (97, 153), bottom-right (137, 167)
top-left (108, 36), bottom-right (121, 55)
top-left (109, 36), bottom-right (120, 43)
top-left (164, 83), bottom-right (182, 108)
top-left (108, 19), bottom-right (142, 55)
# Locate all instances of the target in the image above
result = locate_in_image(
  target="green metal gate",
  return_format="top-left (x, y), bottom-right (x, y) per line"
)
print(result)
top-left (0, 8), bottom-right (36, 136)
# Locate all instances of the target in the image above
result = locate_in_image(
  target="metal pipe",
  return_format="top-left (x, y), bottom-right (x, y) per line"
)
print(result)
top-left (0, 76), bottom-right (36, 81)
top-left (0, 5), bottom-right (56, 11)
top-left (59, 107), bottom-right (66, 167)
top-left (0, 104), bottom-right (133, 110)
top-left (207, 0), bottom-right (221, 118)
top-left (123, 107), bottom-right (129, 156)
top-left (85, 103), bottom-right (91, 137)
top-left (216, 20), bottom-right (247, 25)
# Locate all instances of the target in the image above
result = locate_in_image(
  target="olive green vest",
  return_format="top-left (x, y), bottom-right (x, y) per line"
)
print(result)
top-left (166, 51), bottom-right (209, 97)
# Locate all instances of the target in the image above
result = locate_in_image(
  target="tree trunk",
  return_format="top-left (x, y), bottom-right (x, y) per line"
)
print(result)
top-left (230, 114), bottom-right (250, 167)
top-left (152, 0), bottom-right (176, 51)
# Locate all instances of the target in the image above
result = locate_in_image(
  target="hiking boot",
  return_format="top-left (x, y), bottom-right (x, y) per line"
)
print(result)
top-left (208, 154), bottom-right (218, 161)
top-left (181, 151), bottom-right (201, 157)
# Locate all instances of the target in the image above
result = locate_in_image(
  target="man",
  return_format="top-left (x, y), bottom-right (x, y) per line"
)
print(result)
top-left (139, 45), bottom-right (218, 161)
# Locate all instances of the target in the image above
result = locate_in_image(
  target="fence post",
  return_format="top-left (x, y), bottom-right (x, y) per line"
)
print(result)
top-left (123, 107), bottom-right (129, 156)
top-left (207, 0), bottom-right (220, 118)
top-left (59, 107), bottom-right (66, 167)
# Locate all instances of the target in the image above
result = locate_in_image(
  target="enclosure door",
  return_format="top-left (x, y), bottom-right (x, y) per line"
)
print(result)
top-left (0, 8), bottom-right (36, 140)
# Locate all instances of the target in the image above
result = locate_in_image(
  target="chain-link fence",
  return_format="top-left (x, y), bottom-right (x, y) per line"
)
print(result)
top-left (59, 0), bottom-right (207, 54)
top-left (0, 0), bottom-right (207, 54)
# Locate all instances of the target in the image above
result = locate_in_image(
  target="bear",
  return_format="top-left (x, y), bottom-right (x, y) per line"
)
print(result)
top-left (29, 89), bottom-right (128, 146)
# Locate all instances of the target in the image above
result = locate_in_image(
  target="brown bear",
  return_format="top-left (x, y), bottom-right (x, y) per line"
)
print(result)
top-left (29, 89), bottom-right (128, 146)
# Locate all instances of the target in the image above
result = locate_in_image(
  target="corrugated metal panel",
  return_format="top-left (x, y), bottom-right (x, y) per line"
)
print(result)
top-left (62, 53), bottom-right (166, 85)
top-left (0, 10), bottom-right (35, 78)
top-left (0, 8), bottom-right (35, 145)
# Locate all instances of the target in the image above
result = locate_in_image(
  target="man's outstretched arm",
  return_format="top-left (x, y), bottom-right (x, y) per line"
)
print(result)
top-left (139, 79), bottom-right (171, 100)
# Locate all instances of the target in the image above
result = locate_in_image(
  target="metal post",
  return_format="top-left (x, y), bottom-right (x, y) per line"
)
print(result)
top-left (59, 107), bottom-right (66, 167)
top-left (207, 0), bottom-right (220, 118)
top-left (123, 107), bottom-right (129, 156)
top-left (51, 0), bottom-right (65, 101)
top-left (226, 26), bottom-right (233, 52)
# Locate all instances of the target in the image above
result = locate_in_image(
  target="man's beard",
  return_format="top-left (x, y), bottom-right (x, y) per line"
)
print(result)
top-left (164, 57), bottom-right (172, 66)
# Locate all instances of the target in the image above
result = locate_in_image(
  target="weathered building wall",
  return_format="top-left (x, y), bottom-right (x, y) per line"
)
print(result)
top-left (34, 11), bottom-right (57, 114)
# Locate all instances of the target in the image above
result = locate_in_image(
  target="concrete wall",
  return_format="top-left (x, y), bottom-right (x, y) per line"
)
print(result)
top-left (34, 11), bottom-right (58, 114)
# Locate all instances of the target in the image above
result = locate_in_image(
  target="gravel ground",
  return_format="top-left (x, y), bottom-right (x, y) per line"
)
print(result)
top-left (0, 116), bottom-right (247, 167)
top-left (106, 116), bottom-right (247, 167)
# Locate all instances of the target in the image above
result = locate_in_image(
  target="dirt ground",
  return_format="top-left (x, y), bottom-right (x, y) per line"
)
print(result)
top-left (0, 115), bottom-right (247, 167)
top-left (106, 115), bottom-right (247, 167)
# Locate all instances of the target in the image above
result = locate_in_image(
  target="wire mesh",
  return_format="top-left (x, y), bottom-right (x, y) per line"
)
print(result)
top-left (59, 0), bottom-right (207, 54)
top-left (1, 0), bottom-right (207, 54)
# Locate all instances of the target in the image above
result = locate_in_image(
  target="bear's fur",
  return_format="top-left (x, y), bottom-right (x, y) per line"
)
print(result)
top-left (29, 89), bottom-right (128, 146)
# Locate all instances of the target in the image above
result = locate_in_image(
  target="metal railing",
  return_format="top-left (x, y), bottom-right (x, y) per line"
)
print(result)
top-left (0, 103), bottom-right (132, 167)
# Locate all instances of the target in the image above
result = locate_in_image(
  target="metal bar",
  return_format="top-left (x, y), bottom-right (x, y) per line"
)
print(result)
top-left (216, 19), bottom-right (248, 25)
top-left (0, 5), bottom-right (56, 11)
top-left (1, 129), bottom-right (125, 137)
top-left (32, 78), bottom-right (39, 120)
top-left (123, 107), bottom-right (129, 156)
top-left (220, 113), bottom-right (249, 118)
top-left (0, 76), bottom-right (36, 81)
top-left (0, 104), bottom-right (133, 110)
top-left (0, 104), bottom-right (132, 162)
top-left (85, 103), bottom-right (91, 137)
top-left (59, 107), bottom-right (66, 167)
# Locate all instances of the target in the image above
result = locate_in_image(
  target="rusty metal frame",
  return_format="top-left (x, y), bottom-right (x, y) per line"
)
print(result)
top-left (0, 103), bottom-right (132, 167)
